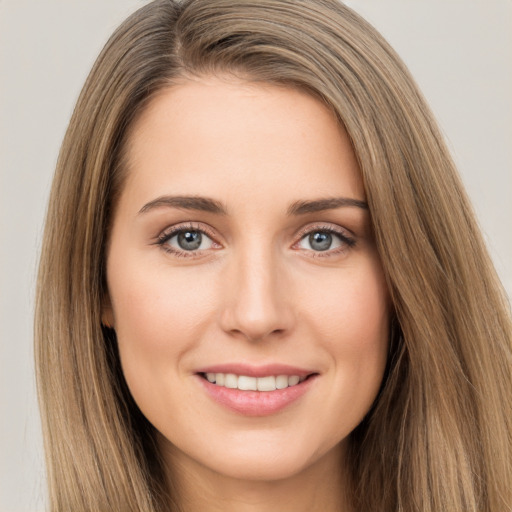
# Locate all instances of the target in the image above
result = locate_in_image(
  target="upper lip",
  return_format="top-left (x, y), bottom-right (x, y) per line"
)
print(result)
top-left (195, 363), bottom-right (316, 378)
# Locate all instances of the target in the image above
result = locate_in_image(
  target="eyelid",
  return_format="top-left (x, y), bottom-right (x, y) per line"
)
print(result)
top-left (156, 221), bottom-right (217, 242)
top-left (294, 222), bottom-right (354, 240)
top-left (154, 222), bottom-right (222, 257)
top-left (292, 223), bottom-right (356, 255)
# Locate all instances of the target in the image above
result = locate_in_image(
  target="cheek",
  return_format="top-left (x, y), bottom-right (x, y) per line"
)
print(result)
top-left (301, 259), bottom-right (390, 409)
top-left (110, 255), bottom-right (214, 335)
top-left (106, 254), bottom-right (219, 392)
top-left (304, 259), bottom-right (389, 351)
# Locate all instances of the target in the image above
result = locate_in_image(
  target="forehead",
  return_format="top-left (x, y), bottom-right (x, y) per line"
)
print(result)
top-left (119, 76), bottom-right (365, 213)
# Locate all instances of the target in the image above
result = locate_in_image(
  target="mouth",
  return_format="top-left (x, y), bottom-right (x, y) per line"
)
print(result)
top-left (195, 366), bottom-right (319, 416)
top-left (199, 372), bottom-right (312, 391)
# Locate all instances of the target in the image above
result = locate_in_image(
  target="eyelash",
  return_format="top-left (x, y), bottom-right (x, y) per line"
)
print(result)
top-left (155, 222), bottom-right (219, 258)
top-left (294, 224), bottom-right (356, 257)
top-left (154, 223), bottom-right (356, 259)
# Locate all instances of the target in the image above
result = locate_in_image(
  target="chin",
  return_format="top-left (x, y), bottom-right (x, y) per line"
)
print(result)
top-left (167, 430), bottom-right (345, 484)
top-left (203, 456), bottom-right (312, 483)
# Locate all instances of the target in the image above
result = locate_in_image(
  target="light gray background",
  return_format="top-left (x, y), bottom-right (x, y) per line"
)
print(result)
top-left (1, 1), bottom-right (510, 510)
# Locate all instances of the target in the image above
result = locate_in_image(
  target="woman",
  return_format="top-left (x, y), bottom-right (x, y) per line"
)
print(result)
top-left (35, 0), bottom-right (512, 511)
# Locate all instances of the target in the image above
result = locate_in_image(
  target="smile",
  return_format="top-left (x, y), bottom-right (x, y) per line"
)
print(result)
top-left (197, 367), bottom-right (318, 416)
top-left (202, 372), bottom-right (307, 391)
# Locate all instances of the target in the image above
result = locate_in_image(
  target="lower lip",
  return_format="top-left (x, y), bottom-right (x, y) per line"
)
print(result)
top-left (197, 374), bottom-right (317, 416)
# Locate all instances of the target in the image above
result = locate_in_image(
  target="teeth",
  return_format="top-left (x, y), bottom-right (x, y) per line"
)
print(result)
top-left (204, 373), bottom-right (306, 391)
top-left (238, 376), bottom-right (257, 391)
top-left (275, 375), bottom-right (288, 389)
top-left (288, 375), bottom-right (300, 386)
top-left (224, 373), bottom-right (238, 389)
top-left (257, 376), bottom-right (276, 391)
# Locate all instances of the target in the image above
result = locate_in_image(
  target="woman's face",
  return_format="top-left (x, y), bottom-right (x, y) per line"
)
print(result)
top-left (104, 77), bottom-right (390, 482)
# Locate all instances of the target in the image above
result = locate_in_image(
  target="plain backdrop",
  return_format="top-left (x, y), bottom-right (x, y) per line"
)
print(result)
top-left (1, 1), bottom-right (510, 510)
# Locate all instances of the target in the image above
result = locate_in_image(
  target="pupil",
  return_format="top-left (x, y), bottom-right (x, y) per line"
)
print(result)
top-left (309, 232), bottom-right (332, 251)
top-left (178, 231), bottom-right (202, 250)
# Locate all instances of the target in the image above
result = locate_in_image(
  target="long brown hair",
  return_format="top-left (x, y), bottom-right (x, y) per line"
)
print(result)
top-left (35, 1), bottom-right (512, 510)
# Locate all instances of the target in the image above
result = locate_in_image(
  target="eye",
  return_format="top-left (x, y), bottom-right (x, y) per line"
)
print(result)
top-left (165, 230), bottom-right (214, 251)
top-left (156, 224), bottom-right (219, 256)
top-left (296, 227), bottom-right (355, 254)
top-left (170, 230), bottom-right (212, 251)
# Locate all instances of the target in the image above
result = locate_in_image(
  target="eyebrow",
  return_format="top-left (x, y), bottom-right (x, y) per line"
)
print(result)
top-left (138, 195), bottom-right (368, 216)
top-left (287, 197), bottom-right (368, 215)
top-left (138, 195), bottom-right (228, 215)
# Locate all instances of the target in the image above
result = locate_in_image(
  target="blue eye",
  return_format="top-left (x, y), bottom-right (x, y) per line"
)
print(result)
top-left (297, 229), bottom-right (354, 253)
top-left (307, 232), bottom-right (334, 251)
top-left (160, 228), bottom-right (215, 253)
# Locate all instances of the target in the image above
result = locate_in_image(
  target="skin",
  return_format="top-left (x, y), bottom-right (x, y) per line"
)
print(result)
top-left (104, 76), bottom-right (390, 512)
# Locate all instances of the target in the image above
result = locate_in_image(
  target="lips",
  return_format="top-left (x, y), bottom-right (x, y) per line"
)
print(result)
top-left (195, 363), bottom-right (318, 416)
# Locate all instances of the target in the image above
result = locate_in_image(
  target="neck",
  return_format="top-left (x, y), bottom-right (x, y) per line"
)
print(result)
top-left (161, 441), bottom-right (352, 512)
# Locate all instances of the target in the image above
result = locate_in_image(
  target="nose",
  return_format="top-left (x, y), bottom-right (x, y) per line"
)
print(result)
top-left (219, 245), bottom-right (295, 343)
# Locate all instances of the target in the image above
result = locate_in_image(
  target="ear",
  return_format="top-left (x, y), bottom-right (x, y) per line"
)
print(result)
top-left (101, 293), bottom-right (115, 329)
